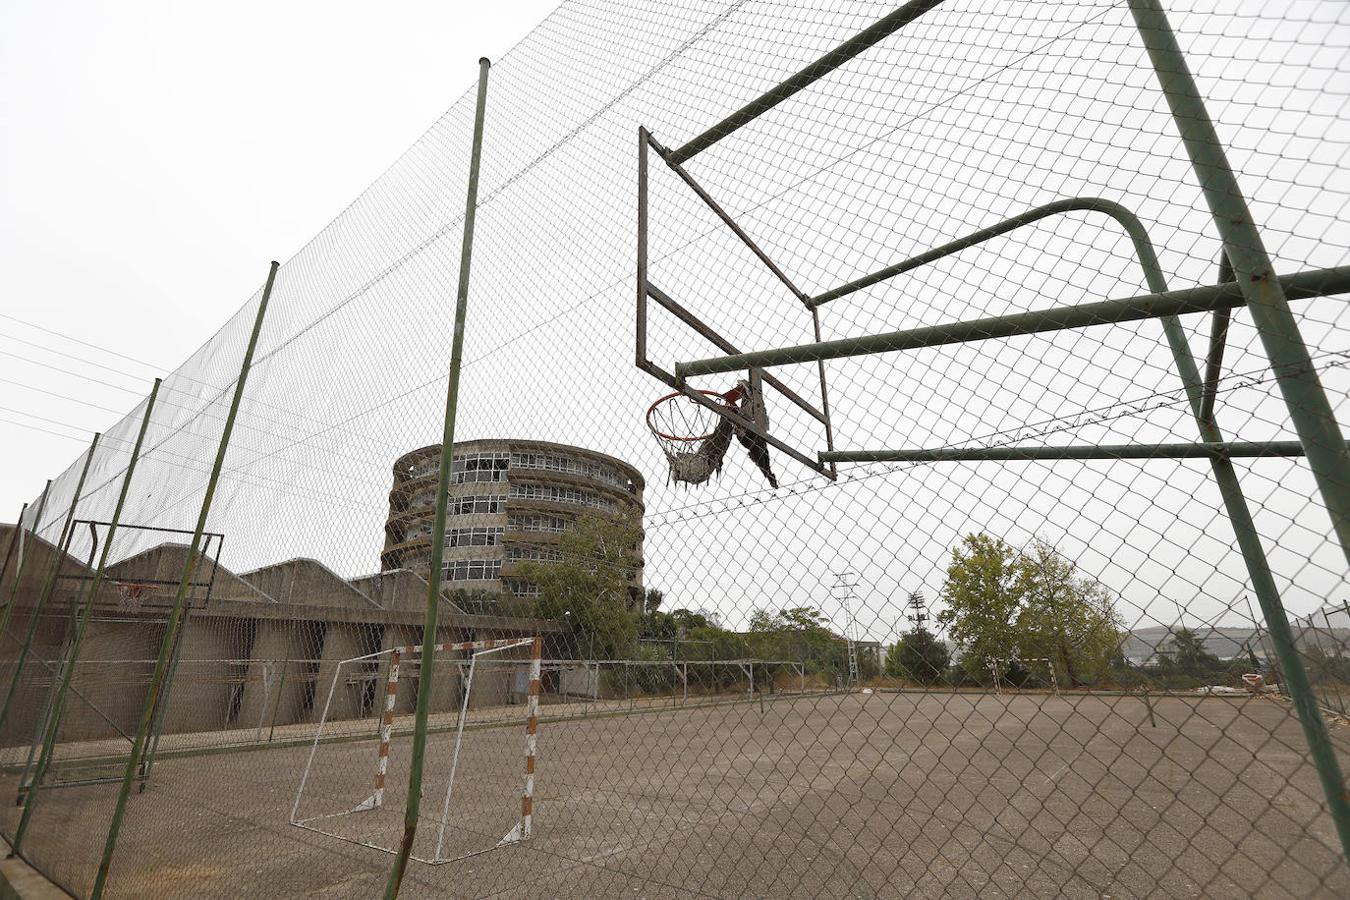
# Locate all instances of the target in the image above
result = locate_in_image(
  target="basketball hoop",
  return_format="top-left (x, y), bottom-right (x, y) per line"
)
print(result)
top-left (646, 387), bottom-right (742, 486)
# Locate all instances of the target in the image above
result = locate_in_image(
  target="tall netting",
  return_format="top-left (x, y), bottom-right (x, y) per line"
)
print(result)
top-left (1, 0), bottom-right (1348, 896)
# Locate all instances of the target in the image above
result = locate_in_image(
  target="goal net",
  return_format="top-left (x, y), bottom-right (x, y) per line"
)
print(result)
top-left (291, 637), bottom-right (541, 864)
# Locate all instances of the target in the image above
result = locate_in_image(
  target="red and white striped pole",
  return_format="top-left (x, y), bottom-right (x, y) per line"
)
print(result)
top-left (520, 636), bottom-right (542, 839)
top-left (370, 648), bottom-right (401, 808)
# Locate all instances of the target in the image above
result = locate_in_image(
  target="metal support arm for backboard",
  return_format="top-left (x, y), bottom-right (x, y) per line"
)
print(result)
top-left (640, 0), bottom-right (1350, 865)
top-left (1128, 0), bottom-right (1350, 862)
top-left (676, 265), bottom-right (1349, 376)
top-left (821, 441), bottom-right (1342, 464)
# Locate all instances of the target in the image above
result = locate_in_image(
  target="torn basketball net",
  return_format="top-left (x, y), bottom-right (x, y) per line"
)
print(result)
top-left (647, 380), bottom-right (778, 489)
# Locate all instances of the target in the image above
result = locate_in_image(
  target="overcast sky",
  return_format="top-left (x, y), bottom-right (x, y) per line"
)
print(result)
top-left (4, 0), bottom-right (1345, 644)
top-left (1, 0), bottom-right (558, 518)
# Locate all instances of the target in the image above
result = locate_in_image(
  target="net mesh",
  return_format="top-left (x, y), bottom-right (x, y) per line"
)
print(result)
top-left (1, 0), bottom-right (1348, 897)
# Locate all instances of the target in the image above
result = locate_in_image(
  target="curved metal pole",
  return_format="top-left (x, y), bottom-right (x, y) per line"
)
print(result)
top-left (1198, 252), bottom-right (1234, 425)
top-left (808, 197), bottom-right (1162, 308)
top-left (1130, 0), bottom-right (1350, 861)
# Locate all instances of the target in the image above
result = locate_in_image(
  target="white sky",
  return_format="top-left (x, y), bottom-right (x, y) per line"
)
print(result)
top-left (2, 0), bottom-right (1345, 642)
top-left (1, 0), bottom-right (558, 518)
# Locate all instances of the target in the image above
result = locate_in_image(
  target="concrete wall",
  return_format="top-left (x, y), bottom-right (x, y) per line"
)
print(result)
top-left (62, 619), bottom-right (163, 743)
top-left (236, 621), bottom-right (304, 734)
top-left (313, 623), bottom-right (379, 722)
top-left (157, 619), bottom-right (251, 735)
top-left (0, 524), bottom-right (561, 749)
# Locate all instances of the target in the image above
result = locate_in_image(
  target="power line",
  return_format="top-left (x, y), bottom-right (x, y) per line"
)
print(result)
top-left (0, 312), bottom-right (167, 372)
top-left (0, 377), bottom-right (126, 415)
top-left (0, 417), bottom-right (91, 444)
top-left (0, 350), bottom-right (146, 395)
top-left (0, 405), bottom-right (106, 435)
top-left (0, 332), bottom-right (163, 383)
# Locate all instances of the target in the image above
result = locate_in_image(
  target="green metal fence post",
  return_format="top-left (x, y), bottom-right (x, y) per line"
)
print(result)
top-left (0, 487), bottom-right (49, 645)
top-left (13, 380), bottom-right (160, 855)
top-left (0, 501), bottom-right (31, 607)
top-left (384, 56), bottom-right (491, 900)
top-left (1129, 0), bottom-right (1350, 562)
top-left (0, 447), bottom-right (97, 737)
top-left (1129, 0), bottom-right (1350, 864)
top-left (91, 263), bottom-right (276, 897)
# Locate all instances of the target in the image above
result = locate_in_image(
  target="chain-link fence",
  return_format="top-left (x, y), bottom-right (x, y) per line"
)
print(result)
top-left (2, 0), bottom-right (1348, 896)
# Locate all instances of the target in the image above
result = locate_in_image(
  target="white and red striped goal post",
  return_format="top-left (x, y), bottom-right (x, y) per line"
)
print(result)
top-left (365, 637), bottom-right (542, 840)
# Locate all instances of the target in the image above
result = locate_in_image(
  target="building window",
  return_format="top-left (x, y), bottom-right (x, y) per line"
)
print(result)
top-left (511, 452), bottom-right (629, 489)
top-left (507, 514), bottom-right (571, 534)
top-left (450, 494), bottom-right (506, 515)
top-left (455, 469), bottom-right (502, 484)
top-left (452, 453), bottom-right (510, 483)
top-left (507, 581), bottom-right (540, 598)
top-left (509, 483), bottom-right (614, 512)
top-left (447, 526), bottom-right (504, 547)
top-left (505, 545), bottom-right (564, 563)
top-left (444, 559), bottom-right (502, 581)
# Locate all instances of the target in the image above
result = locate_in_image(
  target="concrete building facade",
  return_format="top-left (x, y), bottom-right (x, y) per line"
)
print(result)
top-left (381, 439), bottom-right (645, 603)
top-left (0, 444), bottom-right (640, 749)
top-left (0, 526), bottom-right (561, 747)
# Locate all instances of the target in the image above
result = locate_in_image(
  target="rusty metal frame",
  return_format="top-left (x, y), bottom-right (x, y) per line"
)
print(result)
top-left (636, 127), bottom-right (837, 481)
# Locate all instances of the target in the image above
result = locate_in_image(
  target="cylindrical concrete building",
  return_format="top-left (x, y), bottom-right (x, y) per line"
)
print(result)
top-left (382, 439), bottom-right (644, 601)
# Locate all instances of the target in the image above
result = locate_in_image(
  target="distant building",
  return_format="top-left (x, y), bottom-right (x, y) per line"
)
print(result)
top-left (1120, 625), bottom-right (1275, 666)
top-left (381, 439), bottom-right (645, 601)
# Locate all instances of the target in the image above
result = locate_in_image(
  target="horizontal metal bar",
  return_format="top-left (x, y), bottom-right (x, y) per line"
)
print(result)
top-left (668, 0), bottom-right (945, 164)
top-left (646, 283), bottom-right (828, 425)
top-left (821, 441), bottom-right (1324, 463)
top-left (808, 197), bottom-right (1154, 309)
top-left (677, 265), bottom-right (1350, 378)
top-left (74, 521), bottom-right (225, 539)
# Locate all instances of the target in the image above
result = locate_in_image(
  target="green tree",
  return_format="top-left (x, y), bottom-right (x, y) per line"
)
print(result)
top-left (937, 533), bottom-right (1123, 687)
top-left (518, 512), bottom-right (642, 660)
top-left (628, 642), bottom-right (680, 693)
top-left (639, 607), bottom-right (715, 649)
top-left (670, 608), bottom-right (712, 633)
top-left (639, 610), bottom-right (677, 642)
top-left (936, 534), bottom-right (1025, 678)
top-left (1014, 539), bottom-right (1124, 687)
top-left (644, 587), bottom-right (665, 614)
top-left (748, 606), bottom-right (846, 680)
top-left (884, 629), bottom-right (950, 685)
top-left (1162, 627), bottom-right (1223, 677)
top-left (677, 624), bottom-right (747, 690)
